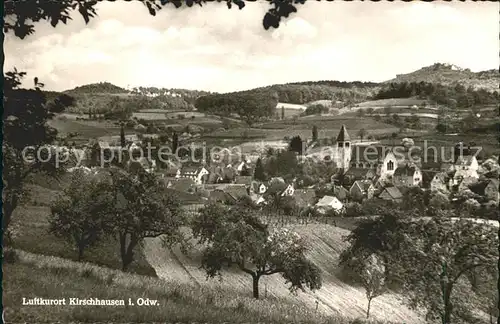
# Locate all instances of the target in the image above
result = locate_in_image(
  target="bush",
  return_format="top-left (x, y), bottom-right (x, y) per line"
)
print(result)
top-left (345, 202), bottom-right (363, 217)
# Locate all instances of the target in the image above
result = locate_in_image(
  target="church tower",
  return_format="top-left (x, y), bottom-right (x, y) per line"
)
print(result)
top-left (336, 124), bottom-right (351, 172)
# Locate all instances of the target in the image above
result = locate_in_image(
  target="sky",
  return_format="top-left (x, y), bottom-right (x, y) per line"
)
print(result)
top-left (4, 1), bottom-right (499, 93)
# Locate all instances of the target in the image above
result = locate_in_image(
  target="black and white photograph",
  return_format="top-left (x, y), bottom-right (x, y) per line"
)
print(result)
top-left (2, 1), bottom-right (499, 323)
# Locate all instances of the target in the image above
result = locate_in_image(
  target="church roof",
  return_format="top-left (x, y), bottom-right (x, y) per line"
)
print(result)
top-left (336, 125), bottom-right (350, 142)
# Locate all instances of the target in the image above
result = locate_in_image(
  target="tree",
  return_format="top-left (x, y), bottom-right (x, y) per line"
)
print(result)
top-left (107, 168), bottom-right (187, 271)
top-left (341, 211), bottom-right (498, 324)
top-left (120, 124), bottom-right (126, 147)
top-left (172, 131), bottom-right (179, 156)
top-left (357, 128), bottom-right (367, 142)
top-left (288, 135), bottom-right (303, 154)
top-left (254, 158), bottom-right (266, 181)
top-left (191, 204), bottom-right (322, 299)
top-left (312, 125), bottom-right (319, 142)
top-left (4, 0), bottom-right (305, 40)
top-left (281, 105), bottom-right (285, 120)
top-left (360, 254), bottom-right (386, 318)
top-left (399, 218), bottom-right (498, 324)
top-left (48, 168), bottom-right (114, 261)
top-left (356, 108), bottom-right (365, 118)
top-left (3, 71), bottom-right (74, 237)
top-left (436, 123), bottom-right (448, 133)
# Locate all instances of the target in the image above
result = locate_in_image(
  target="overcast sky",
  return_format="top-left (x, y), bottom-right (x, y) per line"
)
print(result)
top-left (4, 1), bottom-right (498, 93)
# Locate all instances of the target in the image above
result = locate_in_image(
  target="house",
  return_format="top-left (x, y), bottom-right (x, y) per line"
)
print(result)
top-left (453, 155), bottom-right (479, 173)
top-left (481, 179), bottom-right (499, 201)
top-left (220, 184), bottom-right (249, 201)
top-left (350, 180), bottom-right (375, 202)
top-left (421, 170), bottom-right (439, 190)
top-left (178, 166), bottom-right (210, 185)
top-left (292, 189), bottom-right (317, 208)
top-left (392, 164), bottom-right (422, 187)
top-left (280, 184), bottom-right (295, 197)
top-left (315, 195), bottom-right (344, 214)
top-left (332, 185), bottom-right (350, 201)
top-left (429, 172), bottom-right (449, 192)
top-left (342, 168), bottom-right (377, 186)
top-left (378, 186), bottom-right (403, 202)
top-left (234, 176), bottom-right (253, 186)
top-left (250, 181), bottom-right (267, 195)
top-left (457, 176), bottom-right (480, 193)
top-left (169, 178), bottom-right (196, 193)
top-left (450, 168), bottom-right (479, 190)
top-left (208, 189), bottom-right (236, 205)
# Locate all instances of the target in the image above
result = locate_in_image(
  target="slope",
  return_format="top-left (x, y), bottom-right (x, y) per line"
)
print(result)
top-left (143, 224), bottom-right (425, 323)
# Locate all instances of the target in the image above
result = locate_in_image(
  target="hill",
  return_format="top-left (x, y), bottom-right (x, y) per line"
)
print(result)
top-left (143, 224), bottom-right (424, 323)
top-left (386, 63), bottom-right (500, 92)
top-left (45, 82), bottom-right (213, 115)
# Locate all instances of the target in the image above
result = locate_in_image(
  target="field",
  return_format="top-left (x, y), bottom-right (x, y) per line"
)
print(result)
top-left (11, 189), bottom-right (156, 277)
top-left (143, 224), bottom-right (424, 323)
top-left (356, 98), bottom-right (429, 108)
top-left (206, 117), bottom-right (399, 141)
top-left (48, 118), bottom-right (131, 145)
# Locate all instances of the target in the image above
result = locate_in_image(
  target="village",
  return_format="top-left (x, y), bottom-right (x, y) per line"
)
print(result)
top-left (54, 122), bottom-right (499, 222)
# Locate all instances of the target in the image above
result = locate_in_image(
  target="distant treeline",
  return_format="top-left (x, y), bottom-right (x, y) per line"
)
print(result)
top-left (195, 89), bottom-right (279, 125)
top-left (374, 81), bottom-right (499, 108)
top-left (285, 80), bottom-right (380, 88)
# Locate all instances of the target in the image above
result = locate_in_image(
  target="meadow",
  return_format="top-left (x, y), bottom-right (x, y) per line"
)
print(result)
top-left (5, 250), bottom-right (398, 324)
top-left (11, 184), bottom-right (156, 277)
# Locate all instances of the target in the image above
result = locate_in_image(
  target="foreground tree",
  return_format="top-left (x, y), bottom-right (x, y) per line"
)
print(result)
top-left (3, 71), bottom-right (74, 237)
top-left (48, 168), bottom-right (114, 261)
top-left (191, 203), bottom-right (322, 299)
top-left (341, 211), bottom-right (498, 324)
top-left (360, 254), bottom-right (386, 319)
top-left (107, 168), bottom-right (187, 271)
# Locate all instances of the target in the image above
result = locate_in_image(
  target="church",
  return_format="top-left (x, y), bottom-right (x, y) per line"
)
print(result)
top-left (309, 125), bottom-right (417, 186)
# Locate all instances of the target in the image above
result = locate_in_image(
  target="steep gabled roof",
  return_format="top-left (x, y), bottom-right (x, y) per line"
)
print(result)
top-left (336, 124), bottom-right (350, 142)
top-left (380, 186), bottom-right (403, 200)
top-left (352, 180), bottom-right (373, 192)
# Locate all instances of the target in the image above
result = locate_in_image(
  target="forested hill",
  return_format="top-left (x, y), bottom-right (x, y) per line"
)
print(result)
top-left (255, 81), bottom-right (380, 105)
top-left (386, 63), bottom-right (500, 92)
top-left (44, 82), bottom-right (213, 114)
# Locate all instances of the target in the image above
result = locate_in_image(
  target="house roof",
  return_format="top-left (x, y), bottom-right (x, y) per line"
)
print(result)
top-left (333, 185), bottom-right (350, 200)
top-left (380, 186), bottom-right (403, 200)
top-left (469, 178), bottom-right (499, 195)
top-left (394, 164), bottom-right (419, 177)
top-left (164, 188), bottom-right (204, 204)
top-left (209, 189), bottom-right (236, 204)
top-left (181, 165), bottom-right (205, 174)
top-left (316, 195), bottom-right (341, 207)
top-left (234, 176), bottom-right (253, 185)
top-left (345, 167), bottom-right (376, 179)
top-left (293, 189), bottom-right (317, 207)
top-left (170, 178), bottom-right (196, 192)
top-left (336, 124), bottom-right (350, 142)
top-left (352, 180), bottom-right (373, 192)
top-left (221, 184), bottom-right (248, 200)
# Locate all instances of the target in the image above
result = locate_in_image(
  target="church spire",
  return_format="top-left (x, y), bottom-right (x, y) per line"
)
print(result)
top-left (336, 124), bottom-right (350, 142)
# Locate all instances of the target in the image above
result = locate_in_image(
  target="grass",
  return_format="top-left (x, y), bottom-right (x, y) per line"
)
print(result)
top-left (11, 204), bottom-right (157, 277)
top-left (4, 250), bottom-right (394, 324)
top-left (143, 224), bottom-right (424, 323)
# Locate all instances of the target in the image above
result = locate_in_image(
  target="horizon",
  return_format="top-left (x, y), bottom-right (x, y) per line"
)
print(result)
top-left (4, 1), bottom-right (498, 93)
